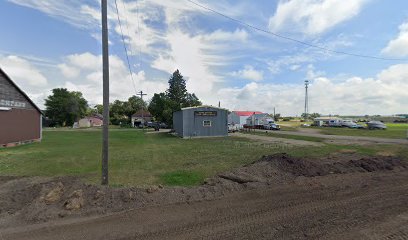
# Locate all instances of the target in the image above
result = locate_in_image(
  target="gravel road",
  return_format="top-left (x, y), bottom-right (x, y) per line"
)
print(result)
top-left (252, 129), bottom-right (408, 145)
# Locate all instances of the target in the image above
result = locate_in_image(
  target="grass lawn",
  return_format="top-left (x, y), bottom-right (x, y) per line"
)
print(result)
top-left (315, 123), bottom-right (408, 139)
top-left (1, 128), bottom-right (407, 187)
top-left (0, 129), bottom-right (291, 187)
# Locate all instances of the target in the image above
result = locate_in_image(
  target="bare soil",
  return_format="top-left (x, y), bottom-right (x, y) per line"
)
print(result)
top-left (1, 153), bottom-right (408, 240)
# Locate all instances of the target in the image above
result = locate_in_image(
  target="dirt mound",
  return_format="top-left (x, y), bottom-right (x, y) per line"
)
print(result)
top-left (214, 153), bottom-right (407, 184)
top-left (0, 153), bottom-right (406, 228)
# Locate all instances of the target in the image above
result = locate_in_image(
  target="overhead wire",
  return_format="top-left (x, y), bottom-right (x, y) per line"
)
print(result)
top-left (186, 0), bottom-right (407, 61)
top-left (114, 0), bottom-right (137, 94)
top-left (135, 1), bottom-right (143, 71)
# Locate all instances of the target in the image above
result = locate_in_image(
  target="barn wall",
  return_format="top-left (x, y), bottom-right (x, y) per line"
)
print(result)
top-left (0, 108), bottom-right (41, 145)
top-left (0, 73), bottom-right (36, 110)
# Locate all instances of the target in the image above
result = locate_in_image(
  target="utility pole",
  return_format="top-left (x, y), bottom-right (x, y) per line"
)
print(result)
top-left (304, 80), bottom-right (309, 120)
top-left (137, 91), bottom-right (147, 128)
top-left (273, 107), bottom-right (276, 121)
top-left (101, 0), bottom-right (109, 185)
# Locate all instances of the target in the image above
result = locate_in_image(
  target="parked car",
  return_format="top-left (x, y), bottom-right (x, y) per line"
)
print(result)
top-left (263, 123), bottom-right (280, 130)
top-left (341, 120), bottom-right (364, 129)
top-left (366, 121), bottom-right (387, 130)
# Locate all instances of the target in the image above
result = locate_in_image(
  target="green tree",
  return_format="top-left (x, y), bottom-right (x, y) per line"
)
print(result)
top-left (167, 69), bottom-right (187, 102)
top-left (309, 113), bottom-right (321, 119)
top-left (108, 96), bottom-right (147, 125)
top-left (110, 100), bottom-right (128, 125)
top-left (148, 69), bottom-right (202, 126)
top-left (184, 93), bottom-right (201, 108)
top-left (44, 88), bottom-right (88, 126)
top-left (273, 113), bottom-right (281, 122)
top-left (148, 93), bottom-right (174, 124)
top-left (123, 95), bottom-right (146, 121)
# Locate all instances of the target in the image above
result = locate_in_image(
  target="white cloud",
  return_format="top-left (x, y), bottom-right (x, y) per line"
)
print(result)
top-left (0, 55), bottom-right (50, 108)
top-left (382, 21), bottom-right (408, 57)
top-left (0, 55), bottom-right (48, 86)
top-left (217, 63), bottom-right (408, 116)
top-left (231, 65), bottom-right (264, 81)
top-left (59, 52), bottom-right (167, 105)
top-left (7, 0), bottom-right (100, 29)
top-left (58, 63), bottom-right (80, 79)
top-left (269, 0), bottom-right (369, 35)
top-left (267, 54), bottom-right (313, 74)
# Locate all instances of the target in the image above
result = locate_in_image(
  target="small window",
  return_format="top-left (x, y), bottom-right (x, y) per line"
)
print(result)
top-left (203, 120), bottom-right (212, 127)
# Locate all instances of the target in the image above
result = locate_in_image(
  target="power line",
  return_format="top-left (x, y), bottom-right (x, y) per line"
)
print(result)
top-left (135, 1), bottom-right (143, 70)
top-left (186, 0), bottom-right (407, 61)
top-left (114, 0), bottom-right (137, 94)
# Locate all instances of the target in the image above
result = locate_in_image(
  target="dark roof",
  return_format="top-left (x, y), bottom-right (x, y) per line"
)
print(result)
top-left (132, 109), bottom-right (151, 117)
top-left (0, 67), bottom-right (42, 114)
top-left (92, 113), bottom-right (104, 120)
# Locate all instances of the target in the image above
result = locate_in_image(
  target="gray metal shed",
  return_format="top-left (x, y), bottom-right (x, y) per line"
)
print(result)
top-left (173, 106), bottom-right (228, 138)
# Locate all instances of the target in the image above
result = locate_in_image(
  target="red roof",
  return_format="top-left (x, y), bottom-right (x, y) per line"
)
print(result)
top-left (233, 111), bottom-right (262, 116)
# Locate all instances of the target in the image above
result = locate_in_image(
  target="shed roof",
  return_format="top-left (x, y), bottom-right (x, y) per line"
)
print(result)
top-left (0, 67), bottom-right (42, 114)
top-left (180, 105), bottom-right (228, 111)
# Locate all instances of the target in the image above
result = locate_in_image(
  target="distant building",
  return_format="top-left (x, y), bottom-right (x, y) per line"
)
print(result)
top-left (173, 106), bottom-right (228, 138)
top-left (245, 113), bottom-right (272, 126)
top-left (395, 114), bottom-right (408, 119)
top-left (0, 68), bottom-right (42, 147)
top-left (77, 116), bottom-right (103, 128)
top-left (228, 111), bottom-right (262, 128)
top-left (131, 109), bottom-right (152, 127)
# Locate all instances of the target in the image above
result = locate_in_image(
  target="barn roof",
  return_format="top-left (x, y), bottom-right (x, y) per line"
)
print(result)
top-left (232, 111), bottom-right (263, 116)
top-left (0, 67), bottom-right (42, 114)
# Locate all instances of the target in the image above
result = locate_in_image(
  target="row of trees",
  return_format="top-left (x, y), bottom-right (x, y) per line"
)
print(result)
top-left (44, 89), bottom-right (146, 127)
top-left (44, 70), bottom-right (201, 127)
top-left (92, 96), bottom-right (146, 125)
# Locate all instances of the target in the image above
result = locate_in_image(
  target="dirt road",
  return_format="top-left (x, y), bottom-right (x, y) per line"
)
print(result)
top-left (0, 155), bottom-right (408, 240)
top-left (2, 172), bottom-right (408, 240)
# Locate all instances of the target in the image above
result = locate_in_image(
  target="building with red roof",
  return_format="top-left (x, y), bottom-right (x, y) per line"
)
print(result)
top-left (228, 110), bottom-right (263, 128)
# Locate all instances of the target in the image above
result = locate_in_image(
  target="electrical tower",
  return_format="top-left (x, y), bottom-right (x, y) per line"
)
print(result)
top-left (304, 80), bottom-right (309, 119)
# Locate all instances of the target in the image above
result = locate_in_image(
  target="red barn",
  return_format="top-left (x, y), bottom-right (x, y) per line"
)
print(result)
top-left (0, 68), bottom-right (42, 147)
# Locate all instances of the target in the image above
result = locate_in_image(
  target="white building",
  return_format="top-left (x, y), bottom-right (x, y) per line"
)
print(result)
top-left (228, 111), bottom-right (262, 128)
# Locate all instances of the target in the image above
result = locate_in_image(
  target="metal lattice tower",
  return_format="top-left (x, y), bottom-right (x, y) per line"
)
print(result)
top-left (304, 80), bottom-right (309, 119)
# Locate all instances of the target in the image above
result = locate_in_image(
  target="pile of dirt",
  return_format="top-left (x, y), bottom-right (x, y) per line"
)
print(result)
top-left (0, 153), bottom-right (406, 228)
top-left (213, 153), bottom-right (407, 185)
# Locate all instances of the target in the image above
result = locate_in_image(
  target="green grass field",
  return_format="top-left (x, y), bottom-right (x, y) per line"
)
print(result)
top-left (0, 129), bottom-right (291, 187)
top-left (315, 123), bottom-right (408, 139)
top-left (1, 128), bottom-right (407, 187)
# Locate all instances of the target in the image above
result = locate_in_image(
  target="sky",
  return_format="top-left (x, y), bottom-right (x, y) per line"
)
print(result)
top-left (0, 0), bottom-right (408, 116)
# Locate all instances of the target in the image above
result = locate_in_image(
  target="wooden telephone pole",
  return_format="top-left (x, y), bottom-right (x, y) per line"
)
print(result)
top-left (137, 91), bottom-right (147, 128)
top-left (101, 0), bottom-right (109, 185)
